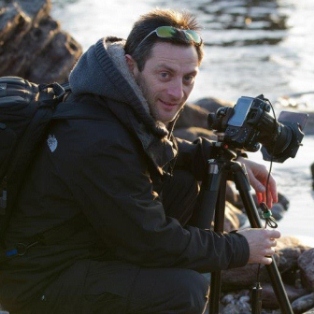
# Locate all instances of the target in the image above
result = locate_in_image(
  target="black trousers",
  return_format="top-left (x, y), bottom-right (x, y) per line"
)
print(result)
top-left (33, 259), bottom-right (209, 314)
top-left (31, 170), bottom-right (209, 314)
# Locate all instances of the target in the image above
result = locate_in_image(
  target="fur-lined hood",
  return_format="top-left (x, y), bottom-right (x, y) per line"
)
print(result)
top-left (68, 37), bottom-right (170, 137)
top-left (68, 37), bottom-right (178, 170)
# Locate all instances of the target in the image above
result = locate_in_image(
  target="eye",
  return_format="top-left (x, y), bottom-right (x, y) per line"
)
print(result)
top-left (183, 74), bottom-right (196, 85)
top-left (159, 71), bottom-right (171, 80)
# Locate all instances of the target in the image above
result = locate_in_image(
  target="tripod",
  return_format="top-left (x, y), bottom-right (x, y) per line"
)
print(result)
top-left (195, 142), bottom-right (293, 314)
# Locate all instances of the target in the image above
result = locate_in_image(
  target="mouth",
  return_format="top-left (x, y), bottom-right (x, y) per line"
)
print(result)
top-left (160, 99), bottom-right (178, 109)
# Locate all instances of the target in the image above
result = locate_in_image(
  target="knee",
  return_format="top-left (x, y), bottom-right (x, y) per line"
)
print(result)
top-left (174, 270), bottom-right (209, 314)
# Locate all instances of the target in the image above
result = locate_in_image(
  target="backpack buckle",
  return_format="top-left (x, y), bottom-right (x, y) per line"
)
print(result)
top-left (5, 241), bottom-right (39, 258)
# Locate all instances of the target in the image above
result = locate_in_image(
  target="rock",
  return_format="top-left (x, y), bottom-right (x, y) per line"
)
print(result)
top-left (291, 293), bottom-right (314, 314)
top-left (175, 102), bottom-right (210, 130)
top-left (0, 0), bottom-right (82, 83)
top-left (220, 236), bottom-right (310, 289)
top-left (215, 236), bottom-right (314, 312)
top-left (221, 263), bottom-right (269, 291)
top-left (298, 248), bottom-right (314, 291)
top-left (311, 163), bottom-right (314, 190)
top-left (195, 97), bottom-right (233, 113)
top-left (276, 236), bottom-right (310, 277)
top-left (277, 192), bottom-right (290, 211)
top-left (223, 201), bottom-right (247, 232)
top-left (261, 283), bottom-right (309, 310)
top-left (174, 126), bottom-right (216, 142)
top-left (220, 289), bottom-right (251, 313)
top-left (268, 203), bottom-right (286, 221)
top-left (218, 279), bottom-right (311, 312)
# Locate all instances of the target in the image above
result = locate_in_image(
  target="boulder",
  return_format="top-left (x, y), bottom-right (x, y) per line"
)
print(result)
top-left (298, 248), bottom-right (314, 291)
top-left (0, 0), bottom-right (82, 83)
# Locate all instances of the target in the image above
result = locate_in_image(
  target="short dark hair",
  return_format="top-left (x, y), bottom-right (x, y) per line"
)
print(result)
top-left (125, 8), bottom-right (204, 71)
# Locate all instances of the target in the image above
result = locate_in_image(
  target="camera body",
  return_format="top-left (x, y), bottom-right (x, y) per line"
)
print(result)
top-left (207, 95), bottom-right (308, 162)
top-left (223, 96), bottom-right (270, 152)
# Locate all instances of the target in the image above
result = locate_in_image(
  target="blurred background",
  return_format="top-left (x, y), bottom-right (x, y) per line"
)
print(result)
top-left (51, 0), bottom-right (314, 105)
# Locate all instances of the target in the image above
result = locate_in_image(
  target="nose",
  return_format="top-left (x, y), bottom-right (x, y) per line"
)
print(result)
top-left (168, 79), bottom-right (184, 100)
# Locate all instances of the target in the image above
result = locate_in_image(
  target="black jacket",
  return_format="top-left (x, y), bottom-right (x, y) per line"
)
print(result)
top-left (1, 38), bottom-right (249, 305)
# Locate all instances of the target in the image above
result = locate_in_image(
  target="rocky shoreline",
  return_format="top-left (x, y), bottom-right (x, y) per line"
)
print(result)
top-left (1, 1), bottom-right (314, 313)
top-left (0, 0), bottom-right (82, 83)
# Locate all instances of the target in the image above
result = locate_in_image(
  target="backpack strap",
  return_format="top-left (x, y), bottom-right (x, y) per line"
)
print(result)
top-left (42, 81), bottom-right (71, 98)
top-left (52, 95), bottom-right (108, 121)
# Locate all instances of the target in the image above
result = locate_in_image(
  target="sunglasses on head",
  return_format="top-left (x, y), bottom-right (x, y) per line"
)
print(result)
top-left (137, 26), bottom-right (203, 49)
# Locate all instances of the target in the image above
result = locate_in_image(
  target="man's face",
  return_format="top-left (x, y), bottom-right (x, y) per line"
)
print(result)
top-left (127, 42), bottom-right (200, 125)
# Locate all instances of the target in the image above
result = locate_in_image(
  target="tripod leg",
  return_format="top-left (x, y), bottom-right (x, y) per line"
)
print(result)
top-left (194, 161), bottom-right (222, 230)
top-left (209, 170), bottom-right (228, 314)
top-left (232, 162), bottom-right (293, 314)
top-left (195, 160), bottom-right (227, 313)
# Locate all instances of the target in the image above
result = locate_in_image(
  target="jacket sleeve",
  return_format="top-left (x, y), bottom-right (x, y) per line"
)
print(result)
top-left (174, 137), bottom-right (215, 180)
top-left (65, 120), bottom-right (249, 272)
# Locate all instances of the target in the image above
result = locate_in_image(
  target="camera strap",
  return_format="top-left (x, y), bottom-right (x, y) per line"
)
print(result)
top-left (251, 202), bottom-right (278, 314)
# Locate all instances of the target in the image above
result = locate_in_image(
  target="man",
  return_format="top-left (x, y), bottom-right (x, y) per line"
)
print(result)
top-left (0, 8), bottom-right (280, 314)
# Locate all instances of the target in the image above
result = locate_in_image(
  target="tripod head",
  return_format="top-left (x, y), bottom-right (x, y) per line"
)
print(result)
top-left (209, 140), bottom-right (240, 163)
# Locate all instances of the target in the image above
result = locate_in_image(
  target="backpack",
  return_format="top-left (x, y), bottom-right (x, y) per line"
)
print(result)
top-left (0, 77), bottom-right (108, 265)
top-left (0, 76), bottom-right (71, 245)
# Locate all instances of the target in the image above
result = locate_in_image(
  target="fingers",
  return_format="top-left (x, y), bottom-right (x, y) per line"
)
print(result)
top-left (269, 239), bottom-right (277, 247)
top-left (261, 255), bottom-right (273, 265)
top-left (257, 249), bottom-right (276, 266)
top-left (238, 228), bottom-right (280, 265)
top-left (264, 246), bottom-right (276, 257)
top-left (257, 175), bottom-right (278, 208)
top-left (259, 231), bottom-right (280, 265)
top-left (261, 248), bottom-right (276, 265)
top-left (267, 229), bottom-right (281, 239)
top-left (238, 157), bottom-right (278, 206)
top-left (266, 174), bottom-right (278, 204)
top-left (270, 240), bottom-right (277, 247)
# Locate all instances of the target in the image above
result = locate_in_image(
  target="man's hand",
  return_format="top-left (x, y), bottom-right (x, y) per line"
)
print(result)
top-left (237, 228), bottom-right (281, 265)
top-left (237, 157), bottom-right (278, 208)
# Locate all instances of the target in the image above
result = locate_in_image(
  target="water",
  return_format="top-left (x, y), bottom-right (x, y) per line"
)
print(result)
top-left (51, 0), bottom-right (314, 245)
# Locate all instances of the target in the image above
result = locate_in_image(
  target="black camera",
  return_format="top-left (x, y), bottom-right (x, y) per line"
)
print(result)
top-left (207, 95), bottom-right (308, 163)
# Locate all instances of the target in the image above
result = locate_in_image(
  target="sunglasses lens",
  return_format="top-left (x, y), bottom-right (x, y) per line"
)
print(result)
top-left (155, 27), bottom-right (202, 45)
top-left (184, 30), bottom-right (202, 44)
top-left (156, 26), bottom-right (175, 38)
top-left (136, 26), bottom-right (202, 51)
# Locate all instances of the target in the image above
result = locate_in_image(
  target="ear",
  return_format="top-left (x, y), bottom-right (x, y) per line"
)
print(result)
top-left (125, 54), bottom-right (136, 74)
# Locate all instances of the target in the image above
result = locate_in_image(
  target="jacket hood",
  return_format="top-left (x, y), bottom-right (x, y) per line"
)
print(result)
top-left (69, 38), bottom-right (138, 103)
top-left (68, 37), bottom-right (180, 168)
top-left (68, 37), bottom-right (172, 137)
